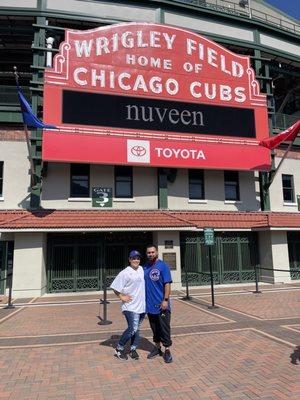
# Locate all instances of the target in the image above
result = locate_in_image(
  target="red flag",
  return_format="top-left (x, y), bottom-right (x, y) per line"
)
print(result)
top-left (260, 120), bottom-right (300, 149)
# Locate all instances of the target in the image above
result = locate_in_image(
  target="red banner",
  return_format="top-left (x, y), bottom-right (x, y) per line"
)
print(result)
top-left (43, 22), bottom-right (270, 170)
top-left (43, 131), bottom-right (270, 171)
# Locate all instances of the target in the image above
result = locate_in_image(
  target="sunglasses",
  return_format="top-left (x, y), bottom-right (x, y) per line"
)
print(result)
top-left (130, 257), bottom-right (141, 260)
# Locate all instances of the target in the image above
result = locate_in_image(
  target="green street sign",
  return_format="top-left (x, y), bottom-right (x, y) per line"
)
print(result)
top-left (92, 187), bottom-right (112, 208)
top-left (204, 228), bottom-right (215, 246)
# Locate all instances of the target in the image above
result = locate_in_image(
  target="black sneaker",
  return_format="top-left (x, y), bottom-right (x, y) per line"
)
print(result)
top-left (163, 349), bottom-right (173, 363)
top-left (115, 348), bottom-right (128, 360)
top-left (129, 349), bottom-right (139, 360)
top-left (147, 346), bottom-right (163, 359)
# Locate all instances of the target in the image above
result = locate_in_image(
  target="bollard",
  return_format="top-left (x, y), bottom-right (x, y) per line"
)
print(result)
top-left (207, 246), bottom-right (218, 309)
top-left (253, 265), bottom-right (261, 294)
top-left (4, 274), bottom-right (15, 310)
top-left (181, 265), bottom-right (192, 301)
top-left (98, 271), bottom-right (112, 326)
top-left (100, 269), bottom-right (110, 304)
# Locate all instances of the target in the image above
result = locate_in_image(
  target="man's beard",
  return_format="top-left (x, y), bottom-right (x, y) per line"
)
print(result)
top-left (148, 255), bottom-right (158, 263)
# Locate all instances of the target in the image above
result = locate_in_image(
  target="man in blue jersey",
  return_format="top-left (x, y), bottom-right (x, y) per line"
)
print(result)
top-left (144, 244), bottom-right (173, 363)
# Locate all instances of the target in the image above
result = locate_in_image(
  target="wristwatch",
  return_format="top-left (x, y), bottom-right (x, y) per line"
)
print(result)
top-left (164, 298), bottom-right (169, 301)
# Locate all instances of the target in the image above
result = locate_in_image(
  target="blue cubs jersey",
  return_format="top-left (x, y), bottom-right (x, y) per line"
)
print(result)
top-left (143, 259), bottom-right (172, 314)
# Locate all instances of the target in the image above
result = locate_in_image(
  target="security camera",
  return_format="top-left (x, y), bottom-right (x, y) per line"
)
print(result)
top-left (239, 0), bottom-right (248, 7)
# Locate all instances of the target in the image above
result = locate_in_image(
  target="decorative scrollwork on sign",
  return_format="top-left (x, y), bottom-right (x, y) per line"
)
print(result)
top-left (247, 68), bottom-right (267, 106)
top-left (46, 42), bottom-right (71, 83)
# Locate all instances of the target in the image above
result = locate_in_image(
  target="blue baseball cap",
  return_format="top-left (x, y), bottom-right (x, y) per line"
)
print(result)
top-left (129, 250), bottom-right (141, 258)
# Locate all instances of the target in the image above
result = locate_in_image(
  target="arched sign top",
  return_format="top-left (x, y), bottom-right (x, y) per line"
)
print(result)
top-left (43, 23), bottom-right (270, 171)
top-left (45, 22), bottom-right (265, 107)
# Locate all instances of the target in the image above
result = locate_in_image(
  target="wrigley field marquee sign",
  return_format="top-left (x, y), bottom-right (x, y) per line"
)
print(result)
top-left (42, 22), bottom-right (270, 170)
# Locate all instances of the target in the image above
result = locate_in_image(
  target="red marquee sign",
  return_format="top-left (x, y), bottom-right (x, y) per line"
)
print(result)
top-left (42, 22), bottom-right (270, 170)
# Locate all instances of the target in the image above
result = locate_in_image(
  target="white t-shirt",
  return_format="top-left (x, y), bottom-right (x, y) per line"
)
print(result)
top-left (110, 266), bottom-right (145, 314)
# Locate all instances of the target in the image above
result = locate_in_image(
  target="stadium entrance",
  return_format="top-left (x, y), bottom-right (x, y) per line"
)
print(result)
top-left (47, 232), bottom-right (152, 293)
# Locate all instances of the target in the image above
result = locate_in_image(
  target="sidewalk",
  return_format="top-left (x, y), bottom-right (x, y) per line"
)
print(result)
top-left (0, 285), bottom-right (299, 400)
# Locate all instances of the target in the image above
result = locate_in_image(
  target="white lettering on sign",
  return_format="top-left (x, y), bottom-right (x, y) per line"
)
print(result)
top-left (126, 54), bottom-right (173, 70)
top-left (98, 191), bottom-right (109, 206)
top-left (74, 40), bottom-right (93, 57)
top-left (126, 105), bottom-right (204, 126)
top-left (75, 31), bottom-right (177, 57)
top-left (67, 27), bottom-right (259, 106)
top-left (183, 62), bottom-right (202, 73)
top-left (74, 34), bottom-right (244, 81)
top-left (190, 82), bottom-right (246, 103)
top-left (186, 38), bottom-right (244, 78)
top-left (73, 68), bottom-right (180, 96)
top-left (155, 147), bottom-right (206, 160)
top-left (73, 67), bottom-right (247, 103)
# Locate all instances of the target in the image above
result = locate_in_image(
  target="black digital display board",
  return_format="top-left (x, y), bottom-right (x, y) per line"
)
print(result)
top-left (63, 90), bottom-right (256, 138)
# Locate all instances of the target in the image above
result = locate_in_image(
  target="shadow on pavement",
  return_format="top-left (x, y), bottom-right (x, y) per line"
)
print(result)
top-left (290, 346), bottom-right (300, 365)
top-left (99, 335), bottom-right (154, 352)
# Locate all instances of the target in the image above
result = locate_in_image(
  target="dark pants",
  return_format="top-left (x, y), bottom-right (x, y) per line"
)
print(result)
top-left (148, 310), bottom-right (172, 347)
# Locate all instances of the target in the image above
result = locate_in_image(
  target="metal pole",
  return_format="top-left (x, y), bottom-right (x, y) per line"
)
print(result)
top-left (248, 0), bottom-right (252, 18)
top-left (100, 268), bottom-right (110, 305)
top-left (98, 268), bottom-right (112, 325)
top-left (13, 66), bottom-right (37, 188)
top-left (253, 264), bottom-right (261, 294)
top-left (4, 274), bottom-right (15, 309)
top-left (207, 246), bottom-right (218, 309)
top-left (24, 124), bottom-right (37, 188)
top-left (181, 264), bottom-right (192, 301)
top-left (264, 142), bottom-right (293, 192)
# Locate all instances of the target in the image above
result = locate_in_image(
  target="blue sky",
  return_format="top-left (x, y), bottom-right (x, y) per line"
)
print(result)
top-left (264, 0), bottom-right (300, 21)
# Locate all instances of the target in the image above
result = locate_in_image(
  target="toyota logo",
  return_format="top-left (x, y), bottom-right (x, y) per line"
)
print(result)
top-left (131, 145), bottom-right (147, 157)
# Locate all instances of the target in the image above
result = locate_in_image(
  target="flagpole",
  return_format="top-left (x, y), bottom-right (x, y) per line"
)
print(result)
top-left (13, 66), bottom-right (37, 188)
top-left (24, 124), bottom-right (37, 188)
top-left (264, 142), bottom-right (293, 191)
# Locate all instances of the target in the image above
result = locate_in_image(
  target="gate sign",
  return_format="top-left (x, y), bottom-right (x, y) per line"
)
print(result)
top-left (42, 22), bottom-right (270, 171)
top-left (92, 187), bottom-right (112, 208)
top-left (204, 228), bottom-right (215, 246)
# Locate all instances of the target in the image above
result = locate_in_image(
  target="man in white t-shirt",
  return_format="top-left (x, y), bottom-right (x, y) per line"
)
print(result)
top-left (110, 250), bottom-right (145, 361)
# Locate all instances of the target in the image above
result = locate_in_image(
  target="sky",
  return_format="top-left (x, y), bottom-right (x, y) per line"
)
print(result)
top-left (264, 0), bottom-right (300, 21)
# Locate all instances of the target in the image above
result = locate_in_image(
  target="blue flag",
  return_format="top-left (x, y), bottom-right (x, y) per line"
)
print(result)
top-left (17, 85), bottom-right (57, 129)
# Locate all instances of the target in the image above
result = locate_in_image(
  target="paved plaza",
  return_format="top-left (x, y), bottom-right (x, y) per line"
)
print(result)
top-left (0, 283), bottom-right (299, 400)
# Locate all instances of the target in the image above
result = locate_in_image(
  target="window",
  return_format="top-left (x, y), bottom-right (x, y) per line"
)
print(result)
top-left (0, 162), bottom-right (3, 197)
top-left (224, 171), bottom-right (240, 201)
top-left (115, 166), bottom-right (133, 198)
top-left (282, 174), bottom-right (294, 202)
top-left (70, 164), bottom-right (90, 198)
top-left (189, 169), bottom-right (205, 200)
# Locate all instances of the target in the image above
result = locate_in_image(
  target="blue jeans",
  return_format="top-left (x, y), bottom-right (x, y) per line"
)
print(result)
top-left (117, 311), bottom-right (145, 351)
